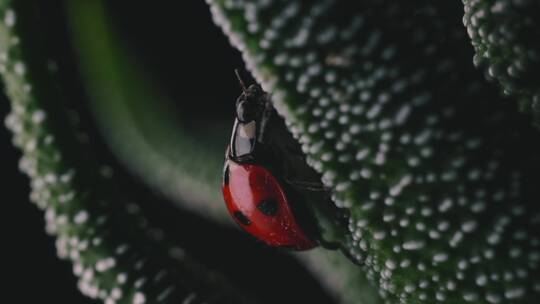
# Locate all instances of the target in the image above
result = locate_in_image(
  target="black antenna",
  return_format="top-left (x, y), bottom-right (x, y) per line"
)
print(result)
top-left (234, 69), bottom-right (247, 93)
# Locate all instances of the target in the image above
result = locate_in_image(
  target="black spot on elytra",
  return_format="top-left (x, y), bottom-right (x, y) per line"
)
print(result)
top-left (257, 199), bottom-right (279, 216)
top-left (223, 164), bottom-right (230, 185)
top-left (234, 211), bottom-right (251, 226)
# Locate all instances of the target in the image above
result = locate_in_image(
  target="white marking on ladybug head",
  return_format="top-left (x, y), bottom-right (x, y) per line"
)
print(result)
top-left (238, 121), bottom-right (256, 139)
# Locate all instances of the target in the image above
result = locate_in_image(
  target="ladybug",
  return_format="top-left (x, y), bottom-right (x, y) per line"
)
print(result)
top-left (221, 71), bottom-right (331, 250)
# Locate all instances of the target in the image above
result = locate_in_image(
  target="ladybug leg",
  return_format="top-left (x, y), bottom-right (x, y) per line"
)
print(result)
top-left (284, 178), bottom-right (330, 192)
top-left (256, 93), bottom-right (273, 144)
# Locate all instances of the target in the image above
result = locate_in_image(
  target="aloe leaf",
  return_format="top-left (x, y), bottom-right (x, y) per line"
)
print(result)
top-left (207, 1), bottom-right (540, 303)
top-left (0, 2), bottom-right (254, 303)
top-left (463, 0), bottom-right (540, 126)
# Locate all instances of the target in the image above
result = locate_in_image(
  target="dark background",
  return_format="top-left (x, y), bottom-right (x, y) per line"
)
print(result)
top-left (1, 1), bottom-right (336, 303)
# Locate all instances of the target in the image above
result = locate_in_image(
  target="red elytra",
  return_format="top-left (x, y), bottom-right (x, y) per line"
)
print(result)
top-left (222, 160), bottom-right (316, 250)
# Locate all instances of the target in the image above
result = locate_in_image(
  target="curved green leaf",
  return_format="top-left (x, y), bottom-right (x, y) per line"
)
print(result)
top-left (65, 0), bottom-right (228, 222)
top-left (207, 1), bottom-right (540, 303)
top-left (0, 2), bottom-right (252, 303)
top-left (463, 0), bottom-right (540, 126)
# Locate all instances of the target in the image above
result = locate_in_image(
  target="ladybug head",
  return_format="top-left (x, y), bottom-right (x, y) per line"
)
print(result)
top-left (234, 70), bottom-right (266, 123)
top-left (236, 84), bottom-right (265, 123)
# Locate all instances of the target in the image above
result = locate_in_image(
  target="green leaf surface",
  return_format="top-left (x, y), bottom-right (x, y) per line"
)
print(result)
top-left (463, 0), bottom-right (540, 126)
top-left (207, 0), bottom-right (540, 303)
top-left (0, 1), bottom-right (252, 303)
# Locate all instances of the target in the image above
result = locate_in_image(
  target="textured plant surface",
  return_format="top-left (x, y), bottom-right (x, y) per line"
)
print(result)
top-left (207, 0), bottom-right (540, 303)
top-left (463, 0), bottom-right (540, 125)
top-left (2, 0), bottom-right (540, 304)
top-left (0, 1), bottom-right (253, 303)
